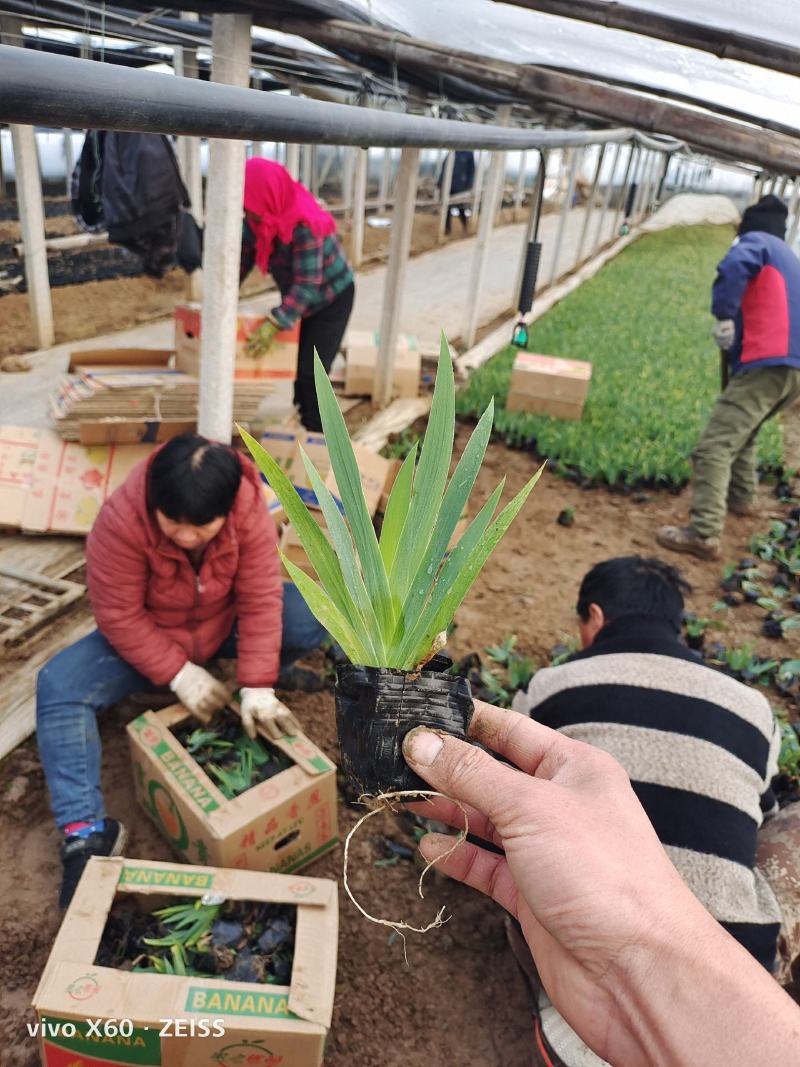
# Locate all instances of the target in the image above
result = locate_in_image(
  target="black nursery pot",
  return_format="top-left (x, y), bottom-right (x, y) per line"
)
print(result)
top-left (335, 654), bottom-right (474, 796)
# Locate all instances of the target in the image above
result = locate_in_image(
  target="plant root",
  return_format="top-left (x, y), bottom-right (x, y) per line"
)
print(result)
top-left (342, 789), bottom-right (468, 959)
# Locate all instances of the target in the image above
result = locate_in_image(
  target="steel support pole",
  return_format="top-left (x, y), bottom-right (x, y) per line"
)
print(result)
top-left (514, 150), bottom-right (547, 306)
top-left (375, 147), bottom-right (420, 407)
top-left (592, 142), bottom-right (621, 254)
top-left (197, 12), bottom-right (251, 443)
top-left (175, 12), bottom-right (203, 301)
top-left (63, 130), bottom-right (75, 196)
top-left (341, 146), bottom-right (355, 216)
top-left (2, 16), bottom-right (53, 349)
top-left (465, 105), bottom-right (512, 348)
top-left (378, 147), bottom-right (392, 210)
top-left (549, 146), bottom-right (582, 285)
top-left (514, 150), bottom-right (527, 213)
top-left (575, 143), bottom-right (606, 265)
top-left (470, 150), bottom-right (486, 232)
top-left (437, 149), bottom-right (456, 242)
top-left (787, 179), bottom-right (800, 246)
top-left (614, 145), bottom-right (637, 234)
top-left (350, 146), bottom-right (368, 268)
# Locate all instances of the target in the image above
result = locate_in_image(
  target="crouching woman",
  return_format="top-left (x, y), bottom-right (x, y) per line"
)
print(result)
top-left (36, 432), bottom-right (327, 908)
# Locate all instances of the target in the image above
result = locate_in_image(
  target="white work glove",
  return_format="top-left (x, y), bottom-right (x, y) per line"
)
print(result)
top-left (169, 662), bottom-right (230, 722)
top-left (239, 687), bottom-right (301, 741)
top-left (713, 318), bottom-right (736, 349)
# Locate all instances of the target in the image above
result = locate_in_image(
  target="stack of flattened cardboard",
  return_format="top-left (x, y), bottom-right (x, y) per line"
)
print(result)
top-left (0, 425), bottom-right (153, 535)
top-left (50, 349), bottom-right (269, 444)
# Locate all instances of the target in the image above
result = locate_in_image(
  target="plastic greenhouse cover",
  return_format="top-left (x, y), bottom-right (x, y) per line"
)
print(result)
top-left (321, 0), bottom-right (800, 134)
top-left (599, 1), bottom-right (800, 50)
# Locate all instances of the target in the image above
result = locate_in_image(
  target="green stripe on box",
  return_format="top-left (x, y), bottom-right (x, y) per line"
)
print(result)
top-left (130, 714), bottom-right (148, 732)
top-left (285, 837), bottom-right (338, 872)
top-left (120, 866), bottom-right (214, 890)
top-left (40, 1019), bottom-right (160, 1064)
top-left (152, 740), bottom-right (219, 813)
top-left (184, 988), bottom-right (300, 1019)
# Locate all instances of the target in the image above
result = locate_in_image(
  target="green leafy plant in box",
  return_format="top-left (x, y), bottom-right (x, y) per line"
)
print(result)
top-left (240, 335), bottom-right (540, 795)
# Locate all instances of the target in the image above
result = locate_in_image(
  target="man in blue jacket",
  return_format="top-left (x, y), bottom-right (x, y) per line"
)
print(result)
top-left (658, 195), bottom-right (800, 560)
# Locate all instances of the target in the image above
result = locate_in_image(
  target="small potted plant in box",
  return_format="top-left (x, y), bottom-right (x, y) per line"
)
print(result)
top-left (240, 336), bottom-right (540, 796)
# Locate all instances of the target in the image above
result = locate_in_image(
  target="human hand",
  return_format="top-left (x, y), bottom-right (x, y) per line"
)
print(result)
top-left (169, 662), bottom-right (230, 722)
top-left (712, 318), bottom-right (735, 349)
top-left (239, 687), bottom-right (301, 740)
top-left (402, 701), bottom-right (740, 1067)
top-left (246, 319), bottom-right (279, 358)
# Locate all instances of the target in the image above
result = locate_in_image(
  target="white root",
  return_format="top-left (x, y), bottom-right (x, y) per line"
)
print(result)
top-left (342, 789), bottom-right (469, 956)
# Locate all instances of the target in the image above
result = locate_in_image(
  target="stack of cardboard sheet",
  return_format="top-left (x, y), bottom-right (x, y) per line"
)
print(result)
top-left (49, 349), bottom-right (272, 444)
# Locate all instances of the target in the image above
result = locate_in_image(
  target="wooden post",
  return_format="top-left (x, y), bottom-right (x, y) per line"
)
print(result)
top-left (465, 105), bottom-right (512, 348)
top-left (197, 12), bottom-right (251, 443)
top-left (63, 130), bottom-right (75, 197)
top-left (1, 15), bottom-right (54, 349)
top-left (549, 146), bottom-right (581, 285)
top-left (350, 147), bottom-right (368, 268)
top-left (437, 149), bottom-right (456, 242)
top-left (575, 143), bottom-right (606, 265)
top-left (375, 147), bottom-right (420, 408)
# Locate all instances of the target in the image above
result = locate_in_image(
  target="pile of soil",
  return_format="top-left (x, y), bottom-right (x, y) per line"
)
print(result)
top-left (0, 438), bottom-right (797, 1066)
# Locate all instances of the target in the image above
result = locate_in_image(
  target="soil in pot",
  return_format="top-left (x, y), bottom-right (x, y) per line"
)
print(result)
top-left (335, 654), bottom-right (474, 797)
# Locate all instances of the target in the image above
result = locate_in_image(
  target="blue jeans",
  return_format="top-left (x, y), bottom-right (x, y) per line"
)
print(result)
top-left (36, 583), bottom-right (326, 829)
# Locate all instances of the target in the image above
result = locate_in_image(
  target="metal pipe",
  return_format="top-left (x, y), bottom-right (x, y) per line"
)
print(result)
top-left (0, 46), bottom-right (678, 155)
top-left (549, 146), bottom-right (582, 285)
top-left (592, 141), bottom-right (621, 254)
top-left (575, 143), bottom-right (606, 265)
top-left (437, 149), bottom-right (456, 242)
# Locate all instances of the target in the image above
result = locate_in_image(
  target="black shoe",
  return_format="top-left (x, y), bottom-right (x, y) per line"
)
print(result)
top-left (276, 665), bottom-right (324, 692)
top-left (59, 819), bottom-right (127, 910)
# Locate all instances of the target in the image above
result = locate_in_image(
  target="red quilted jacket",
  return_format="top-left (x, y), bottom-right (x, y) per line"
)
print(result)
top-left (86, 448), bottom-right (283, 687)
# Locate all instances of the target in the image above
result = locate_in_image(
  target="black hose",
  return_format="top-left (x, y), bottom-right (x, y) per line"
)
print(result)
top-left (518, 241), bottom-right (541, 315)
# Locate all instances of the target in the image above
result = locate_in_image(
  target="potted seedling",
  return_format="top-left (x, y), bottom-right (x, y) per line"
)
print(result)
top-left (240, 336), bottom-right (540, 796)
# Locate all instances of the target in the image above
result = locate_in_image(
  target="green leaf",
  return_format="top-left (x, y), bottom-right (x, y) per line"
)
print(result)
top-left (299, 447), bottom-right (381, 662)
top-left (238, 426), bottom-right (362, 631)
top-left (379, 442), bottom-right (418, 575)
top-left (281, 553), bottom-right (377, 665)
top-left (394, 478), bottom-right (506, 667)
top-left (313, 354), bottom-right (395, 639)
top-left (396, 399), bottom-right (495, 645)
top-left (390, 333), bottom-right (456, 602)
top-left (400, 466), bottom-right (543, 668)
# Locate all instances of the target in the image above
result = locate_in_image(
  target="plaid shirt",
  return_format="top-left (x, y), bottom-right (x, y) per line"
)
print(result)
top-left (240, 221), bottom-right (353, 328)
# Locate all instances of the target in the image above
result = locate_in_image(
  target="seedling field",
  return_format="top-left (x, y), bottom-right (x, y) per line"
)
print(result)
top-left (457, 225), bottom-right (783, 487)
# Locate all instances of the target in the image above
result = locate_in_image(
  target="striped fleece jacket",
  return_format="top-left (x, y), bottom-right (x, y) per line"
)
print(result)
top-left (517, 615), bottom-right (782, 967)
top-left (514, 615), bottom-right (782, 1067)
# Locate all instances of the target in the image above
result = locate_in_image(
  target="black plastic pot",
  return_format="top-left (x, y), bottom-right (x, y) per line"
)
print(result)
top-left (335, 654), bottom-right (474, 796)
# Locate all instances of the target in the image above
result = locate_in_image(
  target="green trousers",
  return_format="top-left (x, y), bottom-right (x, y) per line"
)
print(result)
top-left (690, 365), bottom-right (800, 538)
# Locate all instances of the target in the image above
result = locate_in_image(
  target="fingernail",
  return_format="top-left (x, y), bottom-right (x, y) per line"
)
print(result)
top-left (404, 727), bottom-right (443, 766)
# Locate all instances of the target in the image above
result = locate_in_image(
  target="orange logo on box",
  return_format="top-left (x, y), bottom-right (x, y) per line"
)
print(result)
top-left (66, 972), bottom-right (100, 1001)
top-left (213, 1041), bottom-right (284, 1067)
top-left (288, 880), bottom-right (314, 898)
top-left (258, 781), bottom-right (281, 801)
top-left (140, 726), bottom-right (160, 747)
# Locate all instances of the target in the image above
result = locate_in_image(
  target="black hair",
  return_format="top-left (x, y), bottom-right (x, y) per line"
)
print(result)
top-left (148, 433), bottom-right (242, 525)
top-left (738, 194), bottom-right (788, 240)
top-left (576, 556), bottom-right (691, 633)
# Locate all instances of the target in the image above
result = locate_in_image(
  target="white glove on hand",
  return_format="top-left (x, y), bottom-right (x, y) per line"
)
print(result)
top-left (170, 662), bottom-right (230, 722)
top-left (713, 318), bottom-right (736, 349)
top-left (239, 687), bottom-right (301, 741)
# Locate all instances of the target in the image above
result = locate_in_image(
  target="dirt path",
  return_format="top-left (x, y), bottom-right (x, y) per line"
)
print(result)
top-left (0, 438), bottom-right (795, 1065)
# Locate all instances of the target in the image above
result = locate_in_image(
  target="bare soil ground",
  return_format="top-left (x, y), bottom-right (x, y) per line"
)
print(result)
top-left (1, 431), bottom-right (796, 1066)
top-left (0, 200), bottom-right (525, 358)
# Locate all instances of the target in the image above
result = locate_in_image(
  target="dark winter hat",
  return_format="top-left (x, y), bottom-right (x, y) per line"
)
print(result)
top-left (738, 194), bottom-right (788, 239)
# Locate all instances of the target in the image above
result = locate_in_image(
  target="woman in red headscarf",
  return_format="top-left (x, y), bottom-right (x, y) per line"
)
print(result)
top-left (241, 158), bottom-right (355, 431)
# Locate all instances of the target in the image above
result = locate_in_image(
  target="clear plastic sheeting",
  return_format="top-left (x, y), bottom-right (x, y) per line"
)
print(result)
top-left (320, 0), bottom-right (800, 134)
top-left (601, 1), bottom-right (800, 50)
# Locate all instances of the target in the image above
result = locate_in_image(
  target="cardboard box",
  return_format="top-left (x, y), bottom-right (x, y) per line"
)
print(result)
top-left (279, 522), bottom-right (335, 581)
top-left (78, 419), bottom-right (196, 445)
top-left (68, 347), bottom-right (173, 372)
top-left (21, 429), bottom-right (152, 535)
top-left (259, 429), bottom-right (392, 519)
top-left (343, 330), bottom-right (421, 399)
top-left (0, 426), bottom-right (41, 529)
top-left (33, 856), bottom-right (337, 1066)
top-left (506, 352), bottom-right (592, 421)
top-left (175, 304), bottom-right (299, 381)
top-left (128, 705), bottom-right (338, 875)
